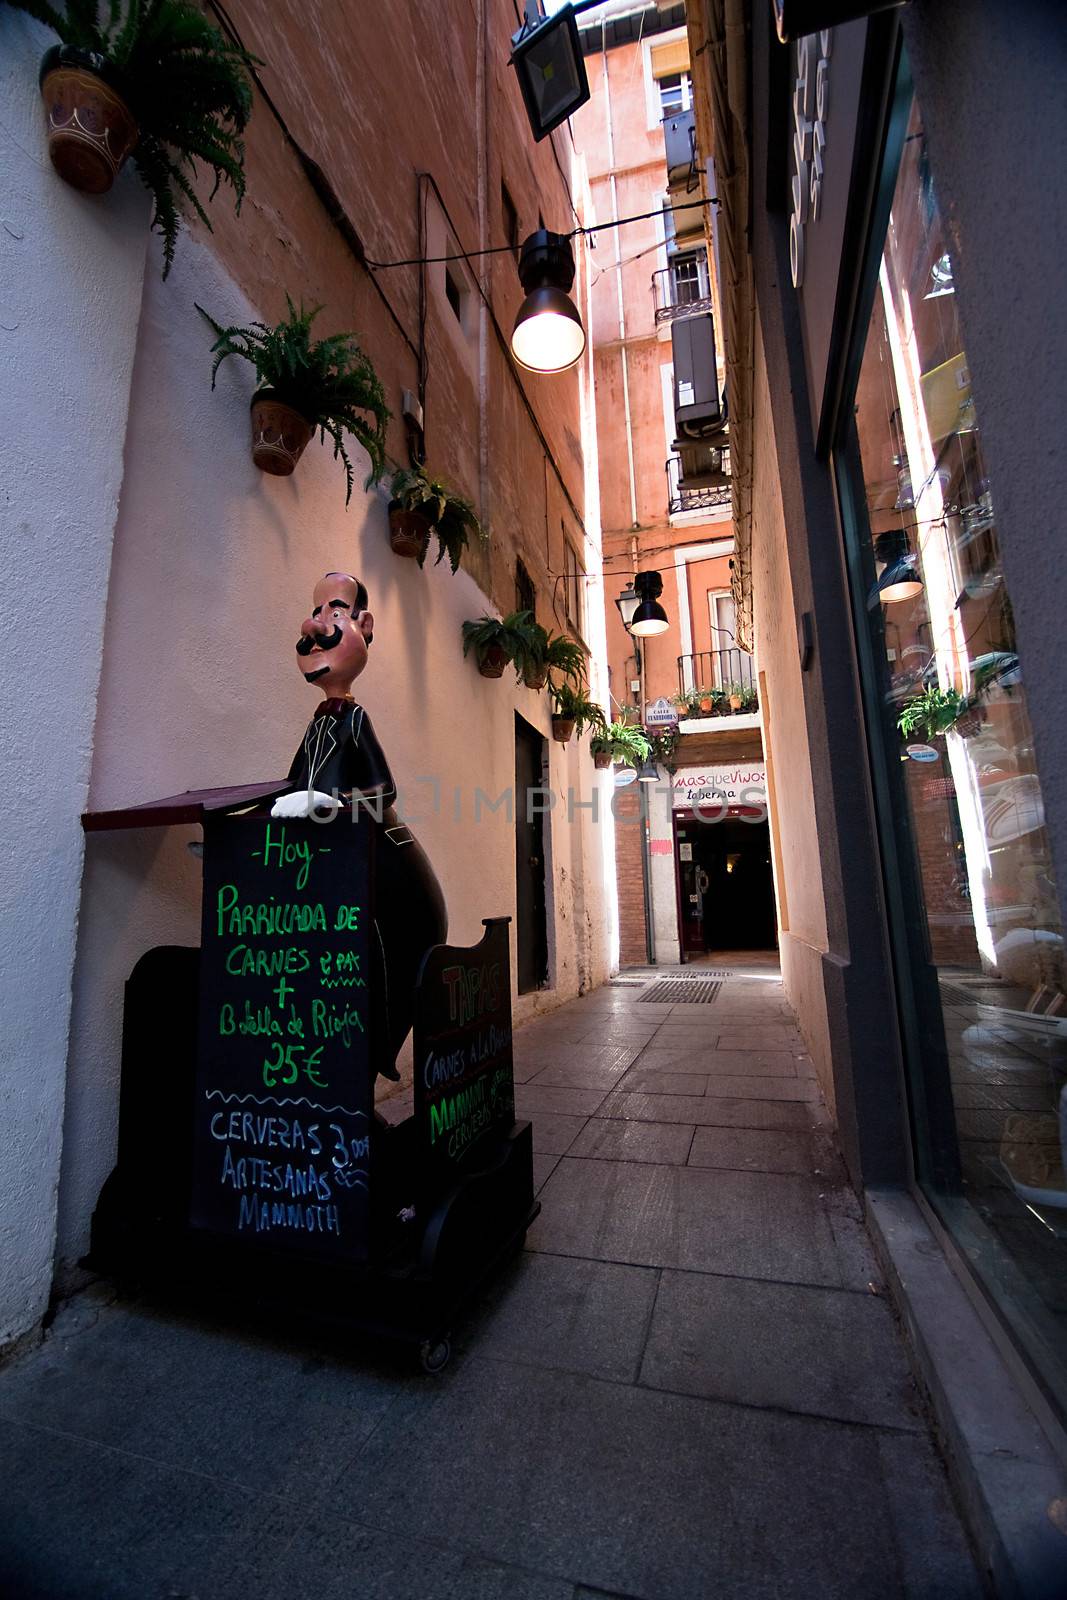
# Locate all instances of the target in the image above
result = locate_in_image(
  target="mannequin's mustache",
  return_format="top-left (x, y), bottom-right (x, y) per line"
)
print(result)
top-left (296, 625), bottom-right (344, 656)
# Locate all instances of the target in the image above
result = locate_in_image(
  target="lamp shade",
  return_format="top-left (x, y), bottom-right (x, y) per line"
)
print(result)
top-left (867, 530), bottom-right (924, 609)
top-left (630, 569), bottom-right (670, 637)
top-left (509, 4), bottom-right (591, 142)
top-left (630, 598), bottom-right (670, 637)
top-left (511, 230), bottom-right (586, 373)
top-left (876, 556), bottom-right (924, 605)
top-left (636, 757), bottom-right (661, 783)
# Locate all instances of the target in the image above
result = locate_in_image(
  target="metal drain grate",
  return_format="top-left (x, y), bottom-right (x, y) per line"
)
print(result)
top-left (640, 979), bottom-right (723, 1003)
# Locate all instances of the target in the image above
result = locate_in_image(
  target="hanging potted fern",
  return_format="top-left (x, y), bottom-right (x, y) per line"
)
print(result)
top-left (519, 623), bottom-right (586, 691)
top-left (550, 682), bottom-right (606, 746)
top-left (590, 720), bottom-right (651, 771)
top-left (197, 298), bottom-right (389, 503)
top-left (461, 612), bottom-right (536, 680)
top-left (388, 464), bottom-right (486, 571)
top-left (12, 0), bottom-right (257, 276)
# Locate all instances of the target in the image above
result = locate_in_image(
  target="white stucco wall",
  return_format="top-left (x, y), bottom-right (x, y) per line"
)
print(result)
top-left (647, 782), bottom-right (682, 964)
top-left (55, 238), bottom-right (614, 1271)
top-left (0, 14), bottom-right (148, 1347)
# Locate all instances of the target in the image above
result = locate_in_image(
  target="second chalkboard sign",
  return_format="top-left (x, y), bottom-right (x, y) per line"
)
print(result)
top-left (412, 918), bottom-right (515, 1189)
top-left (191, 813), bottom-right (374, 1262)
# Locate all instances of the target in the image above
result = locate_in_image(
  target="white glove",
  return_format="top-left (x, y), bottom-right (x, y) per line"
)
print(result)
top-left (270, 790), bottom-right (338, 819)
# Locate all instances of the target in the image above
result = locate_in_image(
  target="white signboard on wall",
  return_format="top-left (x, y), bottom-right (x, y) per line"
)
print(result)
top-left (672, 764), bottom-right (767, 818)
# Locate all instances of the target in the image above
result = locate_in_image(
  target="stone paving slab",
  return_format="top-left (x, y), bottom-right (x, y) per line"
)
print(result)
top-left (328, 1358), bottom-right (976, 1600)
top-left (617, 1069), bottom-right (713, 1096)
top-left (567, 1118), bottom-right (696, 1165)
top-left (599, 1090), bottom-right (820, 1131)
top-left (699, 1074), bottom-right (819, 1102)
top-left (532, 1153), bottom-right (561, 1191)
top-left (528, 1061), bottom-right (634, 1092)
top-left (465, 1252), bottom-right (660, 1383)
top-left (527, 1158), bottom-right (848, 1286)
top-left (528, 1111), bottom-right (589, 1156)
top-left (631, 1044), bottom-right (800, 1076)
top-left (714, 1027), bottom-right (806, 1052)
top-left (687, 1125), bottom-right (824, 1175)
top-left (640, 1270), bottom-right (923, 1430)
top-left (0, 1414), bottom-right (574, 1600)
top-left (0, 1301), bottom-right (405, 1498)
top-left (515, 1085), bottom-right (609, 1118)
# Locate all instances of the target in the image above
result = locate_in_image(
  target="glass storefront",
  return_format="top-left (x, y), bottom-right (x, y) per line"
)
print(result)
top-left (837, 89), bottom-right (1067, 1413)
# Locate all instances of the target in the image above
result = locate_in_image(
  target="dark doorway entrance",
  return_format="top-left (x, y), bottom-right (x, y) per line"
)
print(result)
top-left (515, 714), bottom-right (549, 992)
top-left (675, 814), bottom-right (777, 955)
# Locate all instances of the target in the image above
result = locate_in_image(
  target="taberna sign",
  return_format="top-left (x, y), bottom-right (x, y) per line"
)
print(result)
top-left (672, 764), bottom-right (768, 821)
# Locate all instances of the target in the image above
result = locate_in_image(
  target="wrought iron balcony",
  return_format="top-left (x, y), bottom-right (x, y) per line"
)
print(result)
top-left (666, 453), bottom-right (731, 516)
top-left (677, 649), bottom-right (758, 716)
top-left (652, 263), bottom-right (714, 326)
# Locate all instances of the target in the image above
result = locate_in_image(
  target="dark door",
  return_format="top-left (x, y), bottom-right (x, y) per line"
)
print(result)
top-left (515, 715), bottom-right (548, 992)
top-left (676, 817), bottom-right (777, 952)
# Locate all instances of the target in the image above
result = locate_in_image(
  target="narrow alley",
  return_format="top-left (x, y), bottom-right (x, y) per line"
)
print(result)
top-left (0, 965), bottom-right (980, 1599)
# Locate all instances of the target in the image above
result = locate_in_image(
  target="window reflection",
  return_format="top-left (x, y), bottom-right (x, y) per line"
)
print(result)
top-left (852, 103), bottom-right (1066, 1404)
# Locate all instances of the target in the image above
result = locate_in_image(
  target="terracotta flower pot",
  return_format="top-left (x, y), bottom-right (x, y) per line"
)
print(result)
top-left (729, 694), bottom-right (743, 711)
top-left (250, 390), bottom-right (314, 477)
top-left (523, 665), bottom-right (549, 691)
top-left (551, 716), bottom-right (575, 744)
top-left (593, 750), bottom-right (612, 769)
top-left (477, 643), bottom-right (508, 679)
top-left (39, 47), bottom-right (139, 195)
top-left (698, 698), bottom-right (714, 716)
top-left (388, 503), bottom-right (432, 560)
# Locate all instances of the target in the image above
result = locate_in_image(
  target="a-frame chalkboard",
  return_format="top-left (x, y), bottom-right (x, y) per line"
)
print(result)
top-left (412, 918), bottom-right (515, 1190)
top-left (192, 813), bottom-right (374, 1262)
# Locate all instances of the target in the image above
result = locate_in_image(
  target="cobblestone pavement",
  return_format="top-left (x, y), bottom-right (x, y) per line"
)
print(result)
top-left (0, 960), bottom-right (983, 1599)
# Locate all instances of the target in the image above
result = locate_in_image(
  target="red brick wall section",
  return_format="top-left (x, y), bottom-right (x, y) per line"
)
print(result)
top-left (614, 784), bottom-right (648, 966)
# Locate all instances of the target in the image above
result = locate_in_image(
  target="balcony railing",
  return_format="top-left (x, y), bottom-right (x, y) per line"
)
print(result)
top-left (677, 650), bottom-right (758, 715)
top-left (666, 454), bottom-right (731, 516)
top-left (652, 264), bottom-right (714, 325)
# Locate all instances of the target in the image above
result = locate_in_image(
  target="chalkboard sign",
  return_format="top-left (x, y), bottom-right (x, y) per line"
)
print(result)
top-left (413, 918), bottom-right (514, 1186)
top-left (192, 813), bottom-right (374, 1261)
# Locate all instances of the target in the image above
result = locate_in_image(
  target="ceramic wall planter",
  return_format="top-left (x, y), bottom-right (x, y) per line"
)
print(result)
top-left (523, 666), bottom-right (548, 691)
top-left (388, 504), bottom-right (432, 559)
top-left (593, 750), bottom-right (612, 769)
top-left (477, 643), bottom-right (508, 679)
top-left (551, 716), bottom-right (575, 744)
top-left (39, 47), bottom-right (139, 194)
top-left (250, 389), bottom-right (314, 477)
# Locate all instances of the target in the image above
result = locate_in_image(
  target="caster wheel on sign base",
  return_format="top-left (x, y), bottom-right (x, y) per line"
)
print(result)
top-left (418, 1336), bottom-right (451, 1375)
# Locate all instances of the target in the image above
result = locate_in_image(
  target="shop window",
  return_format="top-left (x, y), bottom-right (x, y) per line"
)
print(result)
top-left (837, 91), bottom-right (1067, 1413)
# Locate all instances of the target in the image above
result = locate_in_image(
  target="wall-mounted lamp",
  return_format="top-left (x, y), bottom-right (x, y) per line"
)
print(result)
top-left (509, 3), bottom-right (591, 142)
top-left (867, 530), bottom-right (924, 609)
top-left (615, 582), bottom-right (639, 632)
top-left (636, 756), bottom-right (661, 783)
top-left (630, 570), bottom-right (670, 637)
top-left (511, 231), bottom-right (586, 373)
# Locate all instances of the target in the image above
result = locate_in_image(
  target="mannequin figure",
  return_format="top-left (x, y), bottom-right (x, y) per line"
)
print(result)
top-left (272, 572), bottom-right (447, 1081)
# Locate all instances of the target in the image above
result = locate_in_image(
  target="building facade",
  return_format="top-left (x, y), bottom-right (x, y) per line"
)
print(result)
top-left (687, 0), bottom-right (1067, 1578)
top-left (0, 1), bottom-right (615, 1351)
top-left (576, 1), bottom-right (769, 968)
